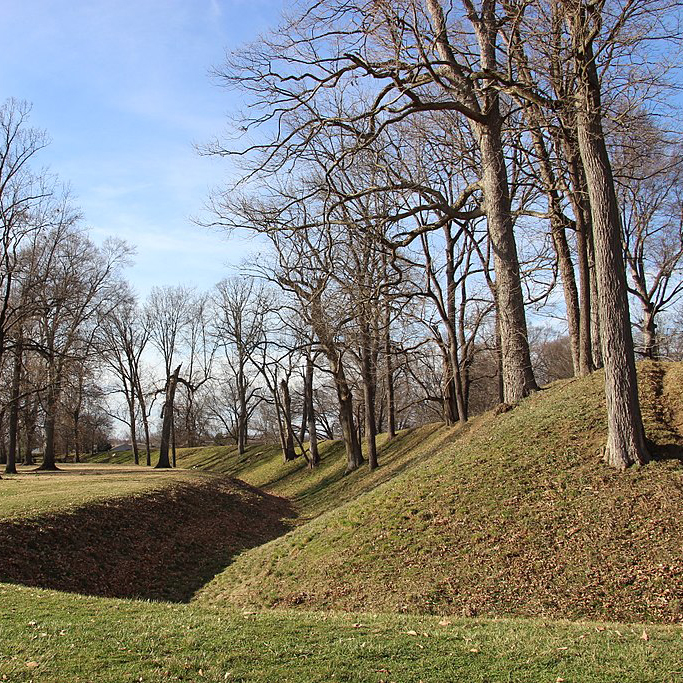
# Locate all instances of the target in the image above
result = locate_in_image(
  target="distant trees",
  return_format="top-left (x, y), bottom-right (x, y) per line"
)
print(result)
top-left (0, 98), bottom-right (130, 474)
top-left (212, 278), bottom-right (267, 455)
top-left (100, 294), bottom-right (152, 465)
top-left (616, 126), bottom-right (683, 360)
top-left (146, 286), bottom-right (214, 468)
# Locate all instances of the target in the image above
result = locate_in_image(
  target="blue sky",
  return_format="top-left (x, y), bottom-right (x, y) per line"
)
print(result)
top-left (2, 0), bottom-right (281, 296)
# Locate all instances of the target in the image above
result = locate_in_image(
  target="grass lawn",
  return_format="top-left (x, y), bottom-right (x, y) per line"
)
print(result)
top-left (4, 362), bottom-right (683, 681)
top-left (1, 583), bottom-right (681, 683)
top-left (0, 464), bottom-right (196, 520)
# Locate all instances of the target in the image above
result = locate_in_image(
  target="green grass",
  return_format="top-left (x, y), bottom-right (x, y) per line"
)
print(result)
top-left (90, 424), bottom-right (458, 521)
top-left (195, 362), bottom-right (683, 623)
top-left (0, 463), bottom-right (196, 520)
top-left (5, 361), bottom-right (683, 681)
top-left (1, 583), bottom-right (681, 682)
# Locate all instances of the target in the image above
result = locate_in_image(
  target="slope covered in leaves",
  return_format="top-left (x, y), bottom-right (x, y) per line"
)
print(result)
top-left (0, 475), bottom-right (293, 601)
top-left (195, 361), bottom-right (683, 624)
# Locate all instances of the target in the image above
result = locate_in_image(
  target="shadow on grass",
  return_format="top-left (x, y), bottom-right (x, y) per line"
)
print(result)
top-left (0, 477), bottom-right (295, 602)
top-left (649, 441), bottom-right (683, 462)
top-left (292, 424), bottom-right (455, 513)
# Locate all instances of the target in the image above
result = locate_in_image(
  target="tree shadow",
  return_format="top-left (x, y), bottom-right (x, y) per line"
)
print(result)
top-left (648, 441), bottom-right (683, 463)
top-left (0, 477), bottom-right (295, 602)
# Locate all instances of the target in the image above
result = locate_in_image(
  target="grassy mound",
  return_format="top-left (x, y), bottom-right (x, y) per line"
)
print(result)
top-left (89, 425), bottom-right (457, 520)
top-left (193, 362), bottom-right (683, 624)
top-left (0, 475), bottom-right (293, 601)
top-left (1, 583), bottom-right (681, 682)
top-left (0, 463), bottom-right (196, 520)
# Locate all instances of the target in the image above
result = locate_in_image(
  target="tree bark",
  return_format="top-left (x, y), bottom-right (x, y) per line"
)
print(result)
top-left (641, 305), bottom-right (659, 360)
top-left (24, 398), bottom-right (37, 466)
top-left (73, 409), bottom-right (81, 464)
top-left (128, 393), bottom-right (139, 465)
top-left (564, 146), bottom-right (596, 375)
top-left (304, 353), bottom-right (320, 467)
top-left (359, 328), bottom-right (378, 471)
top-left (171, 413), bottom-right (177, 468)
top-left (156, 365), bottom-right (181, 469)
top-left (332, 359), bottom-right (363, 472)
top-left (568, 5), bottom-right (648, 468)
top-left (237, 366), bottom-right (248, 456)
top-left (279, 379), bottom-right (297, 462)
top-left (136, 386), bottom-right (152, 466)
top-left (383, 305), bottom-right (396, 439)
top-left (38, 373), bottom-right (60, 471)
top-left (6, 337), bottom-right (22, 475)
top-left (526, 124), bottom-right (582, 376)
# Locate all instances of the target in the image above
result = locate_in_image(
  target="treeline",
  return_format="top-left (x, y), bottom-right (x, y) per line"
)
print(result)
top-left (3, 0), bottom-right (683, 477)
top-left (199, 0), bottom-right (683, 471)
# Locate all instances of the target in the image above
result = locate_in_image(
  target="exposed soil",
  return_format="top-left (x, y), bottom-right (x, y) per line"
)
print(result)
top-left (0, 476), bottom-right (294, 602)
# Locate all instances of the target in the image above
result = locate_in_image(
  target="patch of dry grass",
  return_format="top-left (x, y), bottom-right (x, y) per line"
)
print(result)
top-left (0, 463), bottom-right (197, 520)
top-left (195, 363), bottom-right (683, 624)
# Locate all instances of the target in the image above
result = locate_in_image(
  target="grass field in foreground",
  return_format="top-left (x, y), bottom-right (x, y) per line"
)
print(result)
top-left (0, 583), bottom-right (681, 683)
top-left (0, 464), bottom-right (196, 520)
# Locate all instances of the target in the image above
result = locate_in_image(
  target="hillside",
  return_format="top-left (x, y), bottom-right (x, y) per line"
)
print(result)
top-left (188, 361), bottom-right (683, 623)
top-left (3, 362), bottom-right (683, 680)
top-left (0, 472), bottom-right (293, 601)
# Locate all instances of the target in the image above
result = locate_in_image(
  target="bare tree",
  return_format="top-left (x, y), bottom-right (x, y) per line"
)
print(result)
top-left (616, 126), bottom-right (683, 359)
top-left (212, 278), bottom-right (268, 454)
top-left (29, 227), bottom-right (130, 470)
top-left (207, 0), bottom-right (539, 403)
top-left (0, 98), bottom-right (50, 369)
top-left (100, 294), bottom-right (152, 464)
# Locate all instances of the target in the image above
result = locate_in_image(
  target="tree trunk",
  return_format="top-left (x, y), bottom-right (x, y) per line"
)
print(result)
top-left (6, 337), bottom-right (22, 475)
top-left (156, 365), bottom-right (181, 469)
top-left (444, 228), bottom-right (468, 422)
top-left (587, 226), bottom-right (603, 369)
top-left (38, 374), bottom-right (60, 471)
top-left (475, 121), bottom-right (538, 402)
top-left (495, 312), bottom-right (505, 405)
top-left (360, 334), bottom-right (378, 471)
top-left (565, 147), bottom-right (596, 376)
top-left (171, 413), bottom-right (177, 468)
top-left (642, 305), bottom-right (659, 360)
top-left (0, 412), bottom-right (5, 467)
top-left (279, 379), bottom-right (297, 462)
top-left (304, 353), bottom-right (320, 467)
top-left (383, 307), bottom-right (396, 439)
top-left (331, 359), bottom-right (363, 472)
top-left (137, 389), bottom-right (152, 466)
top-left (443, 374), bottom-right (459, 425)
top-left (569, 9), bottom-right (648, 468)
top-left (128, 394), bottom-right (139, 465)
top-left (24, 400), bottom-right (36, 466)
top-left (73, 409), bottom-right (81, 464)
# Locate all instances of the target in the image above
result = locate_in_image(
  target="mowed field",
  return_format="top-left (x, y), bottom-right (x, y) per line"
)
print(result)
top-left (0, 463), bottom-right (199, 520)
top-left (2, 361), bottom-right (683, 681)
